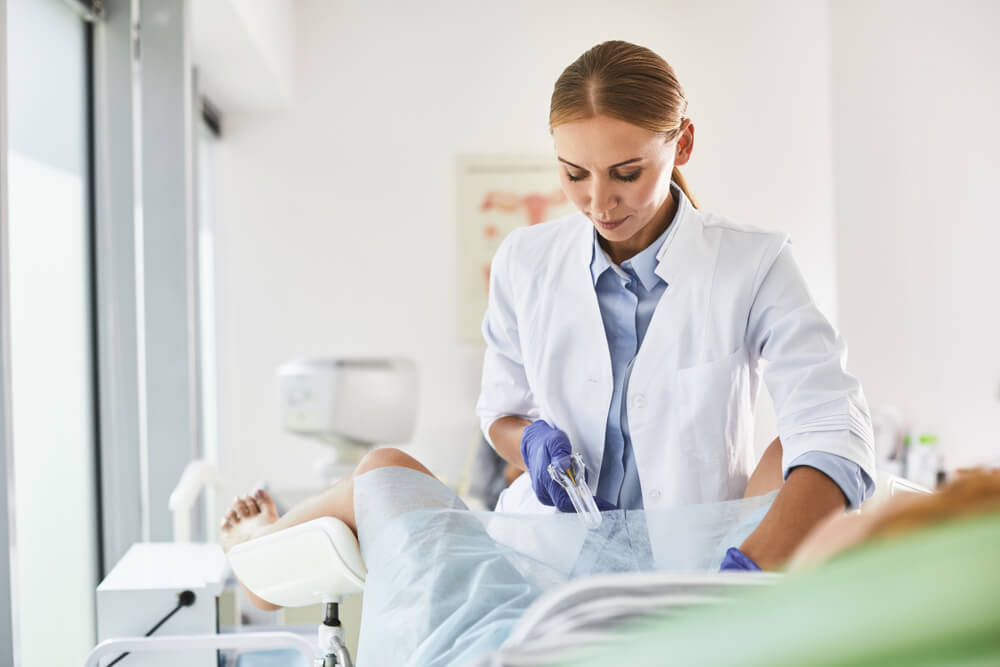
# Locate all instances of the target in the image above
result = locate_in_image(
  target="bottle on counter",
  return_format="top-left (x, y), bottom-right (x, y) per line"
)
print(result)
top-left (904, 433), bottom-right (942, 490)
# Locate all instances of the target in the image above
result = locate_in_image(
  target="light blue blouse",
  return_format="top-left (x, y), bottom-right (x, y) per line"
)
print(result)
top-left (591, 184), bottom-right (873, 510)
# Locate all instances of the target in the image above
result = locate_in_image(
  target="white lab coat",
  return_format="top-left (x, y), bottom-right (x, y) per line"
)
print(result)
top-left (477, 198), bottom-right (875, 513)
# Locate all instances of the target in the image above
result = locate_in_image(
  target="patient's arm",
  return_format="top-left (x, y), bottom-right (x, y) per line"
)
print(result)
top-left (220, 447), bottom-right (436, 610)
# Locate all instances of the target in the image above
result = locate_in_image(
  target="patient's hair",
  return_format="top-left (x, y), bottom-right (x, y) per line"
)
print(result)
top-left (867, 469), bottom-right (1000, 540)
top-left (549, 40), bottom-right (698, 208)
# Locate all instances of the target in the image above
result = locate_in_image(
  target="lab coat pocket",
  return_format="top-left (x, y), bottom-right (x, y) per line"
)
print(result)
top-left (673, 348), bottom-right (751, 498)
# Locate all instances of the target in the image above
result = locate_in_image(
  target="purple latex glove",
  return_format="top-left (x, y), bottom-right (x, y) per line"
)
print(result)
top-left (719, 547), bottom-right (762, 572)
top-left (521, 420), bottom-right (576, 512)
top-left (520, 421), bottom-right (618, 513)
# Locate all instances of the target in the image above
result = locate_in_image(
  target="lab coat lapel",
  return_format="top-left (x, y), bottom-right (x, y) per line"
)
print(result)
top-left (570, 222), bottom-right (612, 379)
top-left (549, 220), bottom-right (614, 475)
top-left (624, 202), bottom-right (718, 511)
top-left (635, 203), bottom-right (717, 385)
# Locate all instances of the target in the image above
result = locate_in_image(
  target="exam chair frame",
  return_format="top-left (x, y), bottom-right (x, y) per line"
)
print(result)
top-left (224, 516), bottom-right (366, 667)
top-left (84, 516), bottom-right (366, 667)
top-left (83, 631), bottom-right (318, 667)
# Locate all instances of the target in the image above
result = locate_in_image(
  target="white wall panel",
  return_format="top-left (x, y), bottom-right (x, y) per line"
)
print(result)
top-left (832, 0), bottom-right (1000, 469)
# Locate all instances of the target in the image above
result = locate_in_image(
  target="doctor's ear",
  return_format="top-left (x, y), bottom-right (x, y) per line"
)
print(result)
top-left (673, 121), bottom-right (695, 166)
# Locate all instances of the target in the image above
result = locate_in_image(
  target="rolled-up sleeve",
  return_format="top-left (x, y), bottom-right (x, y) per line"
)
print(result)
top-left (789, 446), bottom-right (875, 509)
top-left (476, 233), bottom-right (539, 448)
top-left (746, 244), bottom-right (877, 488)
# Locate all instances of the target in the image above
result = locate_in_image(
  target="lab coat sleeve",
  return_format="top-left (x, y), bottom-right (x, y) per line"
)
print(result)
top-left (476, 232), bottom-right (540, 448)
top-left (745, 244), bottom-right (876, 483)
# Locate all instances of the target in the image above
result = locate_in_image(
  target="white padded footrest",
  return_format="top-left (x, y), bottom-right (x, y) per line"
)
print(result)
top-left (227, 517), bottom-right (366, 607)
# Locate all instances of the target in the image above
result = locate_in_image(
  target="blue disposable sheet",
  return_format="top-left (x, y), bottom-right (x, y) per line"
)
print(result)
top-left (353, 467), bottom-right (776, 666)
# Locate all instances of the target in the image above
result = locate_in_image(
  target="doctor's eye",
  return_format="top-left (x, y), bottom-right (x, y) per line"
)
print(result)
top-left (566, 171), bottom-right (586, 182)
top-left (614, 170), bottom-right (641, 182)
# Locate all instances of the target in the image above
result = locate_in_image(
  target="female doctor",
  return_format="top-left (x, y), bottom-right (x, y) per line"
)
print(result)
top-left (476, 40), bottom-right (876, 571)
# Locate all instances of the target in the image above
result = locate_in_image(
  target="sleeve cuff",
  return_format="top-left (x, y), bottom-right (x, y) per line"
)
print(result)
top-left (786, 441), bottom-right (875, 509)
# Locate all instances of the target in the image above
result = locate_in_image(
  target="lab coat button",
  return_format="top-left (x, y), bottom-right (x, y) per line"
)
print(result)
top-left (632, 394), bottom-right (645, 409)
top-left (649, 489), bottom-right (661, 501)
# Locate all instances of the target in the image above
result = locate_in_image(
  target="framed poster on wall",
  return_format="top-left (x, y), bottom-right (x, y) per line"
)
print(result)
top-left (456, 154), bottom-right (574, 343)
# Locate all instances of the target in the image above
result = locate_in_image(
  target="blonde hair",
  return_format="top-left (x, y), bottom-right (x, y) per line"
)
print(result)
top-left (867, 469), bottom-right (1000, 540)
top-left (550, 40), bottom-right (697, 208)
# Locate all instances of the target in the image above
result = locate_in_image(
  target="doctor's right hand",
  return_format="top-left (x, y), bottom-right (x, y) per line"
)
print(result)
top-left (520, 420), bottom-right (576, 512)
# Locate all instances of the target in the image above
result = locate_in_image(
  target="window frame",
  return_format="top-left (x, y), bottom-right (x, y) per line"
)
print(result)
top-left (0, 0), bottom-right (20, 661)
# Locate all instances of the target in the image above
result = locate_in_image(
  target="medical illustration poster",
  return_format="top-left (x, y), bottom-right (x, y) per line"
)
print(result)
top-left (456, 154), bottom-right (574, 343)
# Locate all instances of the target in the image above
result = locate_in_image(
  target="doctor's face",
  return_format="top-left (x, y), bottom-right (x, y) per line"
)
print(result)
top-left (552, 114), bottom-right (693, 260)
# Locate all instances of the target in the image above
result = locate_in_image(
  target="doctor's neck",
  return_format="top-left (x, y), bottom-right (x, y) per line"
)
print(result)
top-left (598, 191), bottom-right (677, 266)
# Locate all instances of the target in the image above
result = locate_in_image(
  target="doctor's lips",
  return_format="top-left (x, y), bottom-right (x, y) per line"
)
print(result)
top-left (593, 215), bottom-right (629, 230)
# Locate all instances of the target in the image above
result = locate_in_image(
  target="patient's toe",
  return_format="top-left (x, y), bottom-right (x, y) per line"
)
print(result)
top-left (253, 488), bottom-right (280, 523)
top-left (236, 497), bottom-right (255, 517)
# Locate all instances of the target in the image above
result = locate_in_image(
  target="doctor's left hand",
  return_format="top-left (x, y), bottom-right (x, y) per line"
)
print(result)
top-left (520, 420), bottom-right (577, 512)
top-left (719, 547), bottom-right (762, 572)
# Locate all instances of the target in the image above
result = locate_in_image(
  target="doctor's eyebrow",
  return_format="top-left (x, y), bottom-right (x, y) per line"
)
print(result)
top-left (558, 157), bottom-right (643, 171)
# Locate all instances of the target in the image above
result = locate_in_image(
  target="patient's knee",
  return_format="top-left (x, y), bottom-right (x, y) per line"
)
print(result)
top-left (355, 447), bottom-right (429, 477)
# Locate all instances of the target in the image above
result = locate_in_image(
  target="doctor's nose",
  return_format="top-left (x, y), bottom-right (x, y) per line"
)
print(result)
top-left (589, 183), bottom-right (619, 218)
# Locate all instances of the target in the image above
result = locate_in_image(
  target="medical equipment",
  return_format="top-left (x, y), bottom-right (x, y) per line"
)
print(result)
top-left (904, 433), bottom-right (943, 490)
top-left (93, 542), bottom-right (232, 667)
top-left (872, 405), bottom-right (905, 477)
top-left (278, 358), bottom-right (418, 485)
top-left (548, 452), bottom-right (602, 528)
top-left (169, 459), bottom-right (228, 543)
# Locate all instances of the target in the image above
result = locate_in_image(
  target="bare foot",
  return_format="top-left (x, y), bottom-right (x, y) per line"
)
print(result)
top-left (220, 488), bottom-right (280, 554)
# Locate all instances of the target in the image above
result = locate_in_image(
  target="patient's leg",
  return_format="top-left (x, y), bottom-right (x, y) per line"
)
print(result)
top-left (744, 437), bottom-right (783, 498)
top-left (220, 447), bottom-right (434, 610)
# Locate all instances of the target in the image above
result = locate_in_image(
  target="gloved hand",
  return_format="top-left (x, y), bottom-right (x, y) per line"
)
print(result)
top-left (521, 420), bottom-right (576, 512)
top-left (719, 547), bottom-right (761, 572)
top-left (520, 420), bottom-right (618, 513)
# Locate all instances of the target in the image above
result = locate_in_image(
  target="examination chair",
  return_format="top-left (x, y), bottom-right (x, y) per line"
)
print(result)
top-left (227, 517), bottom-right (367, 667)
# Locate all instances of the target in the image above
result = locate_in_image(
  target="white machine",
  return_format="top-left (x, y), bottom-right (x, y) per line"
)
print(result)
top-left (278, 358), bottom-right (419, 485)
top-left (94, 543), bottom-right (229, 667)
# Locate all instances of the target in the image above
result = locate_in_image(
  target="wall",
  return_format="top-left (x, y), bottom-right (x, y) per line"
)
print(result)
top-left (211, 0), bottom-right (840, 494)
top-left (190, 0), bottom-right (294, 110)
top-left (831, 0), bottom-right (1000, 469)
